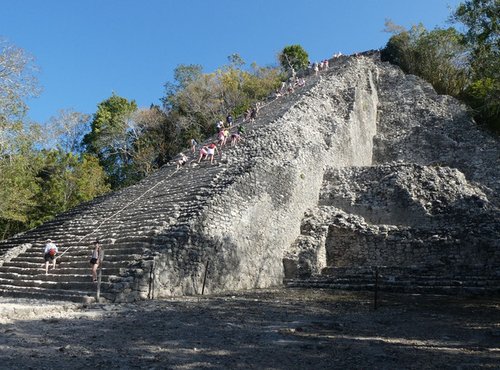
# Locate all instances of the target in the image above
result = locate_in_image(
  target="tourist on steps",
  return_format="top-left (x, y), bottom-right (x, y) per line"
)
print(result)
top-left (176, 153), bottom-right (188, 169)
top-left (89, 240), bottom-right (102, 282)
top-left (207, 142), bottom-right (219, 165)
top-left (226, 113), bottom-right (233, 127)
top-left (190, 138), bottom-right (198, 154)
top-left (231, 132), bottom-right (242, 146)
top-left (216, 120), bottom-right (224, 131)
top-left (217, 129), bottom-right (226, 146)
top-left (198, 145), bottom-right (209, 163)
top-left (243, 108), bottom-right (251, 122)
top-left (250, 106), bottom-right (257, 123)
top-left (43, 239), bottom-right (58, 275)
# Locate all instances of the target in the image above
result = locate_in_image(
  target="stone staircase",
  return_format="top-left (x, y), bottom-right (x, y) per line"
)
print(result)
top-left (0, 67), bottom-right (324, 303)
top-left (0, 153), bottom-right (240, 302)
top-left (285, 265), bottom-right (500, 296)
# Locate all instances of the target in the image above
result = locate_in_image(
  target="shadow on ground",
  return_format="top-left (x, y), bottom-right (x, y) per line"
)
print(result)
top-left (1, 289), bottom-right (499, 369)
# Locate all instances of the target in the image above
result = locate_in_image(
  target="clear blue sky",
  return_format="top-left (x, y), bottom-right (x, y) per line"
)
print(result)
top-left (1, 0), bottom-right (462, 124)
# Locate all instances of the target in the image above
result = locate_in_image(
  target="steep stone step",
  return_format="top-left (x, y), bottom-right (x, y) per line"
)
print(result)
top-left (285, 275), bottom-right (500, 295)
top-left (0, 285), bottom-right (108, 303)
top-left (1, 260), bottom-right (132, 270)
top-left (24, 234), bottom-right (156, 248)
top-left (0, 66), bottom-right (320, 303)
top-left (0, 265), bottom-right (123, 276)
top-left (11, 254), bottom-right (143, 264)
top-left (20, 245), bottom-right (147, 258)
top-left (21, 243), bottom-right (151, 255)
top-left (0, 276), bottom-right (112, 290)
top-left (0, 272), bottom-right (116, 283)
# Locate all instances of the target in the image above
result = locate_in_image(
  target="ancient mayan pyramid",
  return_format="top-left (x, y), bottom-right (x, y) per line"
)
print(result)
top-left (1, 52), bottom-right (498, 302)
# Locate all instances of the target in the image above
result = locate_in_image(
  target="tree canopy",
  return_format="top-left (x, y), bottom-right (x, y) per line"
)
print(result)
top-left (381, 23), bottom-right (468, 96)
top-left (278, 45), bottom-right (309, 76)
top-left (83, 94), bottom-right (138, 188)
top-left (453, 0), bottom-right (499, 131)
top-left (382, 0), bottom-right (500, 132)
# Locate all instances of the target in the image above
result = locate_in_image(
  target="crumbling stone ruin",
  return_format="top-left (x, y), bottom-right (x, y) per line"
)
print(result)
top-left (0, 52), bottom-right (498, 302)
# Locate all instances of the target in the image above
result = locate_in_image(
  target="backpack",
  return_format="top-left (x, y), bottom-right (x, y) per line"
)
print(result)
top-left (49, 248), bottom-right (56, 256)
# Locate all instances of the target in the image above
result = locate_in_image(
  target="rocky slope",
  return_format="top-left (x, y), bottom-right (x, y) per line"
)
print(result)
top-left (285, 54), bottom-right (499, 294)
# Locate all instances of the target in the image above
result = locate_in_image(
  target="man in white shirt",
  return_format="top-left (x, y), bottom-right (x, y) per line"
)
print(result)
top-left (43, 239), bottom-right (58, 275)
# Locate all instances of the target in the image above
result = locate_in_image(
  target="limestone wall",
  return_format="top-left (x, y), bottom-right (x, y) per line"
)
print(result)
top-left (323, 206), bottom-right (499, 269)
top-left (151, 57), bottom-right (381, 297)
top-left (284, 157), bottom-right (499, 281)
top-left (374, 65), bottom-right (500, 206)
top-left (283, 56), bottom-right (500, 283)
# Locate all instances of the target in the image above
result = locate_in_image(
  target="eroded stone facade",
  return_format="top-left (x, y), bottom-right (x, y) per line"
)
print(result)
top-left (284, 56), bottom-right (499, 293)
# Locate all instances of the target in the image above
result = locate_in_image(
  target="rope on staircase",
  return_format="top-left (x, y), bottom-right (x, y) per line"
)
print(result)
top-left (58, 166), bottom-right (181, 259)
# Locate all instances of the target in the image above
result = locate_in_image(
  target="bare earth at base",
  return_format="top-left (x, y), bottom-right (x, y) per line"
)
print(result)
top-left (0, 288), bottom-right (499, 369)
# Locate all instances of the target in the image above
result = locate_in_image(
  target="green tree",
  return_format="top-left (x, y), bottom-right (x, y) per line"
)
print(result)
top-left (72, 154), bottom-right (110, 202)
top-left (383, 5), bottom-right (499, 132)
top-left (278, 45), bottom-right (309, 76)
top-left (242, 63), bottom-right (281, 102)
top-left (452, 0), bottom-right (499, 58)
top-left (228, 53), bottom-right (245, 68)
top-left (173, 64), bottom-right (203, 90)
top-left (452, 0), bottom-right (499, 131)
top-left (0, 152), bottom-right (40, 239)
top-left (162, 55), bottom-right (281, 143)
top-left (129, 106), bottom-right (180, 173)
top-left (172, 72), bottom-right (222, 135)
top-left (415, 28), bottom-right (469, 96)
top-left (31, 150), bottom-right (109, 227)
top-left (162, 64), bottom-right (203, 110)
top-left (382, 24), bottom-right (468, 96)
top-left (0, 39), bottom-right (41, 239)
top-left (83, 93), bottom-right (138, 188)
top-left (0, 39), bottom-right (113, 240)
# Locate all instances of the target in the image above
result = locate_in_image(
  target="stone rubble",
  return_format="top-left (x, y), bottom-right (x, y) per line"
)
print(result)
top-left (285, 54), bottom-right (499, 294)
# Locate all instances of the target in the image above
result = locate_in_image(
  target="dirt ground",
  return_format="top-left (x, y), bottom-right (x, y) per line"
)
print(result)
top-left (0, 288), bottom-right (499, 369)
